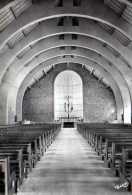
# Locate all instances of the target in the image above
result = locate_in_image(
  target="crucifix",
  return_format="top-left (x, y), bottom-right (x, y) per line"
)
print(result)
top-left (64, 95), bottom-right (73, 119)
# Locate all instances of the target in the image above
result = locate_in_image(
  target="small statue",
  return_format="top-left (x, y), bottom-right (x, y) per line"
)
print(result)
top-left (64, 96), bottom-right (73, 119)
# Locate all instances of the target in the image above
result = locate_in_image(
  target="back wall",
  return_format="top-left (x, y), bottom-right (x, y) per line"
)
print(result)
top-left (22, 63), bottom-right (117, 122)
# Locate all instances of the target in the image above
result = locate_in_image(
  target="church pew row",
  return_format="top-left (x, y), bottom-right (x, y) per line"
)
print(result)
top-left (77, 123), bottom-right (132, 191)
top-left (80, 127), bottom-right (132, 176)
top-left (0, 157), bottom-right (16, 195)
top-left (0, 124), bottom-right (60, 194)
top-left (0, 129), bottom-right (58, 174)
top-left (0, 123), bottom-right (61, 195)
top-left (122, 149), bottom-right (132, 177)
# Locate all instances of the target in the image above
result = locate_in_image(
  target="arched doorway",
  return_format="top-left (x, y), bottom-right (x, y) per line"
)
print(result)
top-left (54, 70), bottom-right (83, 121)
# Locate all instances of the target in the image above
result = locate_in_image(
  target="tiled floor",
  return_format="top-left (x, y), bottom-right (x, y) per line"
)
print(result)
top-left (17, 128), bottom-right (131, 195)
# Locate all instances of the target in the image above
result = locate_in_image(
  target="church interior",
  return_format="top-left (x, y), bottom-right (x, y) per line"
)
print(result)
top-left (0, 0), bottom-right (132, 194)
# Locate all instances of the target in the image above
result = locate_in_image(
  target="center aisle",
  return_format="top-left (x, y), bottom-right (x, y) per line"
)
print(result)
top-left (17, 128), bottom-right (130, 195)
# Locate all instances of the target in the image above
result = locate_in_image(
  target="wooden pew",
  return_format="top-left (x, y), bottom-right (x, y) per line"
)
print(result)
top-left (0, 135), bottom-right (44, 169)
top-left (0, 148), bottom-right (23, 186)
top-left (0, 157), bottom-right (16, 195)
top-left (119, 149), bottom-right (132, 191)
top-left (94, 133), bottom-right (132, 157)
top-left (0, 138), bottom-right (41, 193)
top-left (105, 141), bottom-right (132, 168)
top-left (0, 143), bottom-right (32, 175)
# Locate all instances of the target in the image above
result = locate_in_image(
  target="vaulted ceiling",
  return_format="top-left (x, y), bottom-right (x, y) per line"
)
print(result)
top-left (0, 0), bottom-right (132, 124)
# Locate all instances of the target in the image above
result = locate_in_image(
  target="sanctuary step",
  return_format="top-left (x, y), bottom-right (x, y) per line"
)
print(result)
top-left (17, 128), bottom-right (131, 195)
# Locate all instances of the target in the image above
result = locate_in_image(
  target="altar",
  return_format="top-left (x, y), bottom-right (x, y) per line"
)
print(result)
top-left (58, 117), bottom-right (83, 128)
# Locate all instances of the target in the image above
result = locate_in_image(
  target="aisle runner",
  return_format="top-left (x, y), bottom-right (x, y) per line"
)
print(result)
top-left (17, 128), bottom-right (131, 195)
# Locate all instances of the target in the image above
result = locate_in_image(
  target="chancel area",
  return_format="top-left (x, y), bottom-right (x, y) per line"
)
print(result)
top-left (0, 0), bottom-right (132, 194)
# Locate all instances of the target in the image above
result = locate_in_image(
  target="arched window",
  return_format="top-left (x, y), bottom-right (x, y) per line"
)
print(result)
top-left (54, 70), bottom-right (83, 120)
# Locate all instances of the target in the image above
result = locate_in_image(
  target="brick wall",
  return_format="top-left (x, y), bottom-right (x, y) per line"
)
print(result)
top-left (22, 63), bottom-right (117, 122)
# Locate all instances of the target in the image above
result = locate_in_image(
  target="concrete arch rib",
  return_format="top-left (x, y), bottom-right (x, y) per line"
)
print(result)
top-left (4, 35), bottom-right (131, 83)
top-left (6, 52), bottom-right (128, 123)
top-left (0, 0), bottom-right (132, 49)
top-left (15, 59), bottom-right (123, 124)
top-left (1, 20), bottom-right (132, 83)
